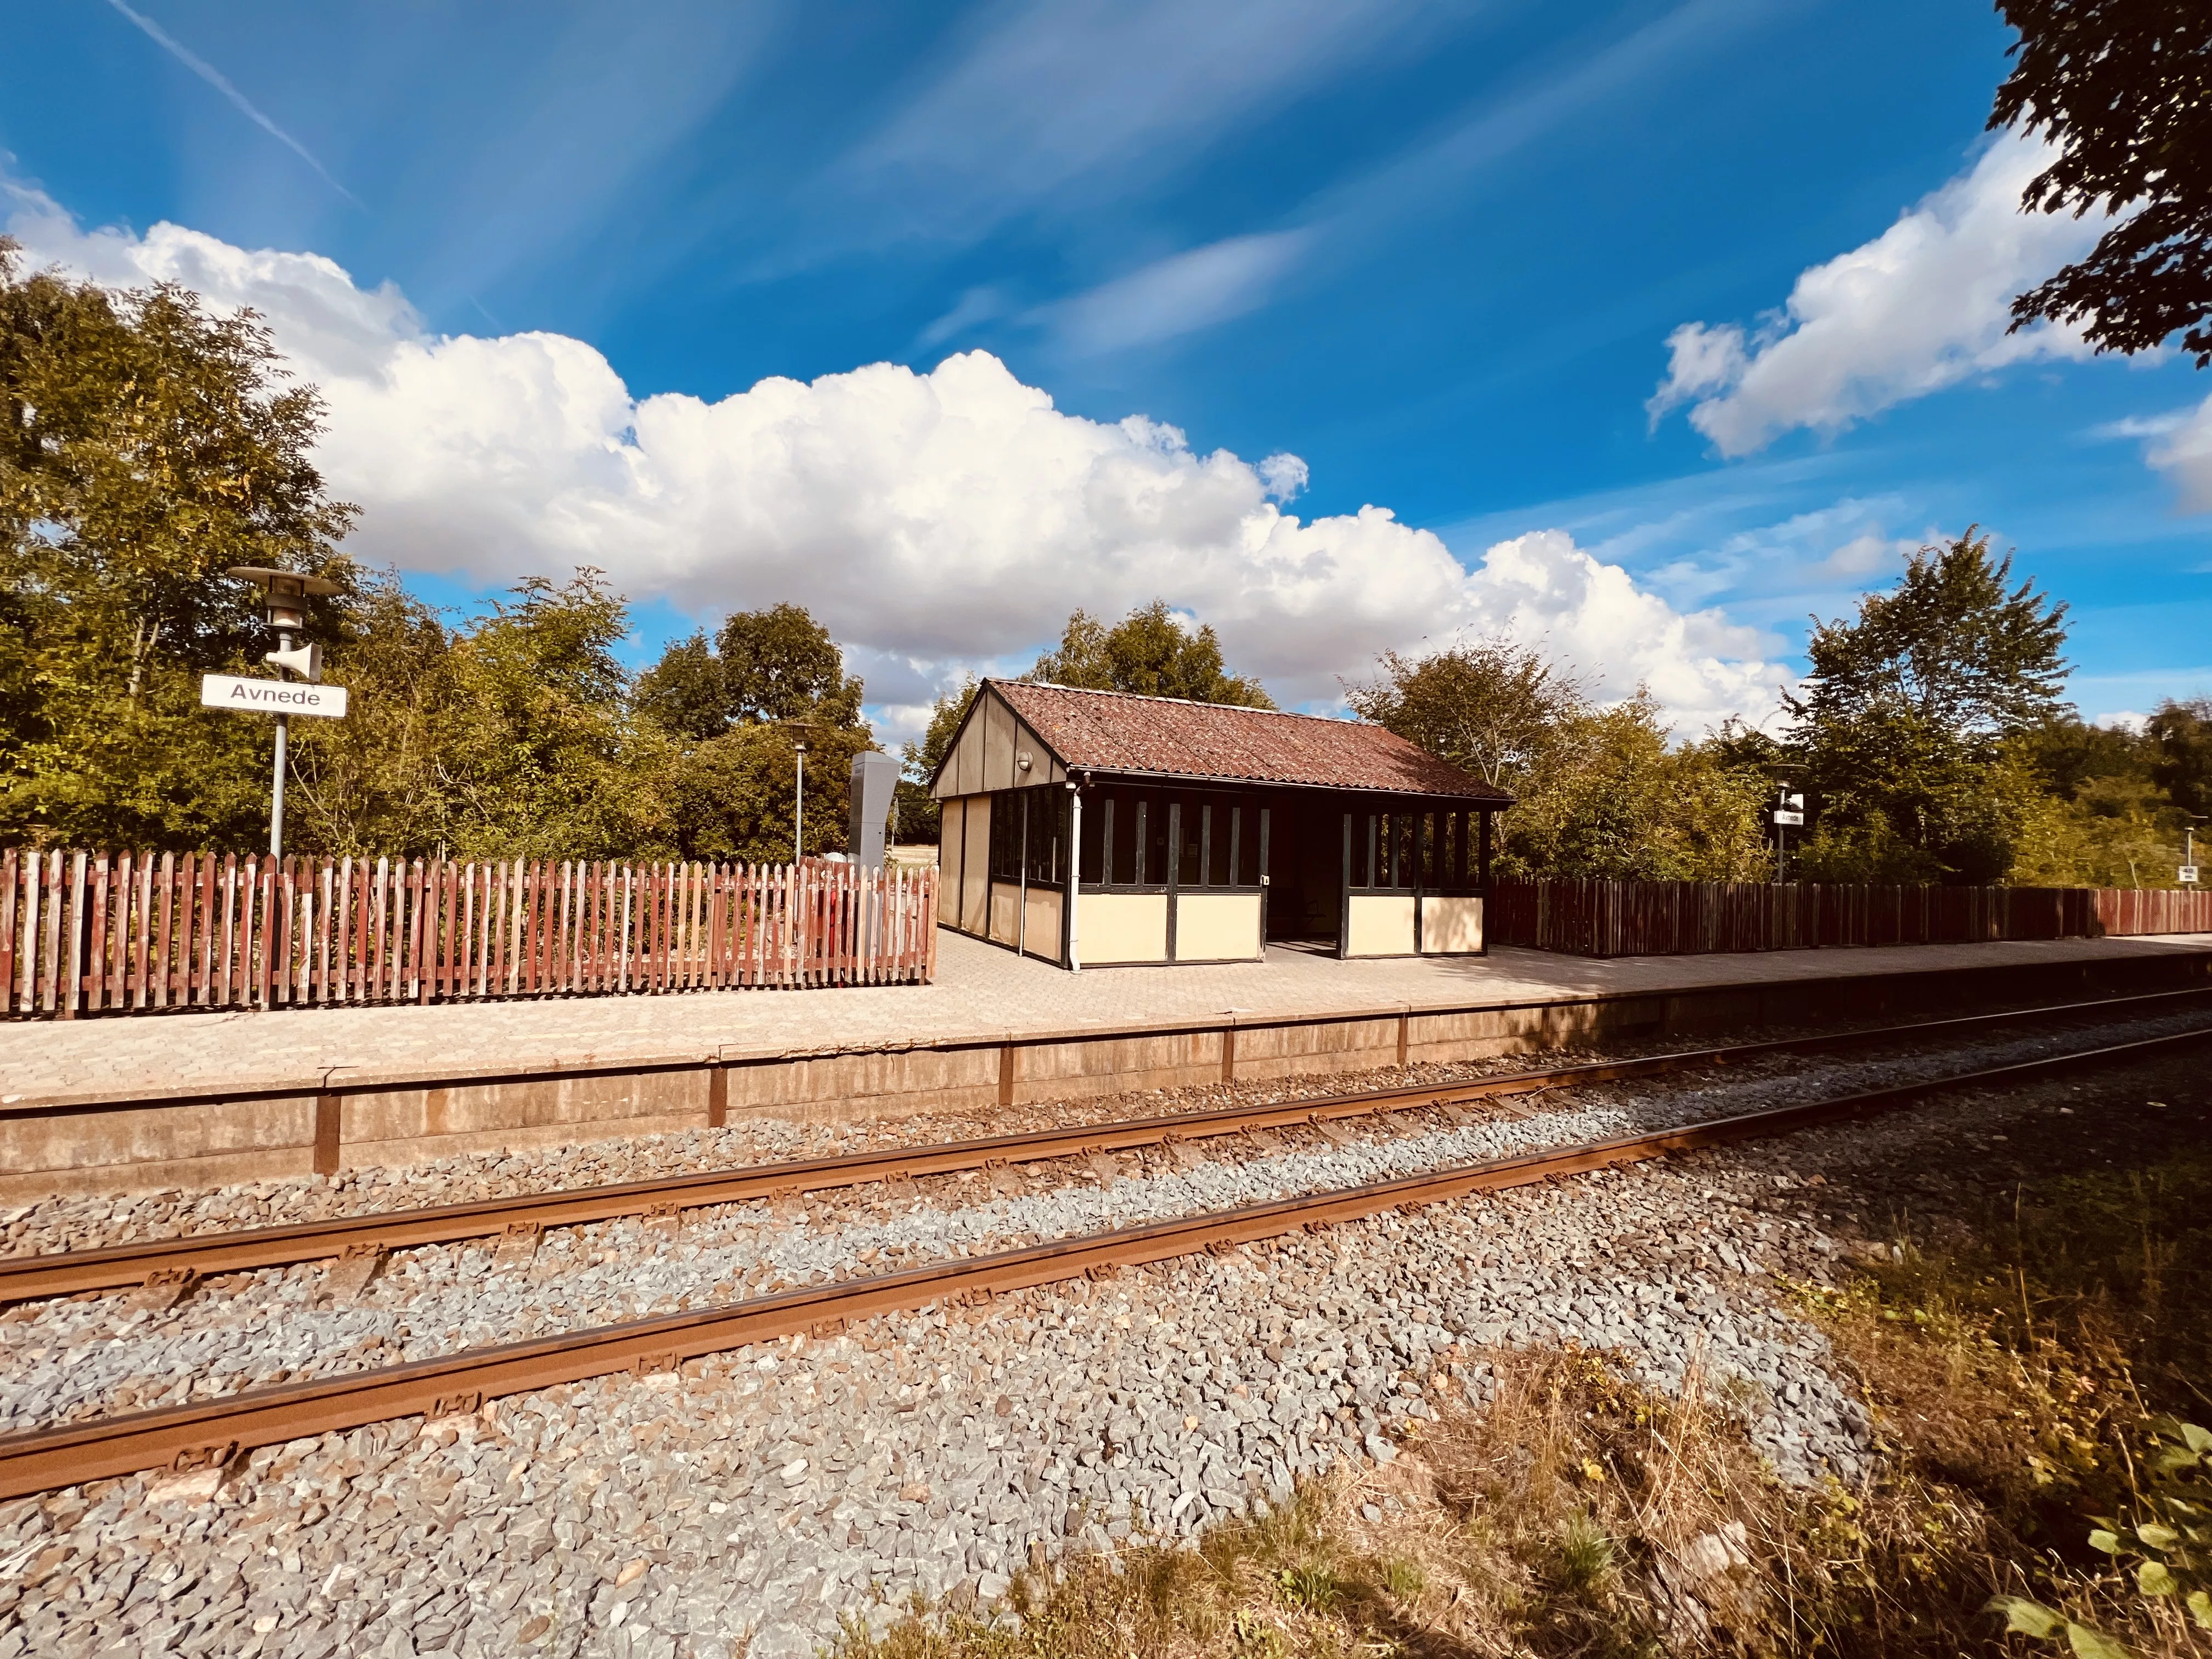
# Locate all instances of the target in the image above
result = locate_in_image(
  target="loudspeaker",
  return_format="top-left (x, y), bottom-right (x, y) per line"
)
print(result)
top-left (263, 641), bottom-right (323, 681)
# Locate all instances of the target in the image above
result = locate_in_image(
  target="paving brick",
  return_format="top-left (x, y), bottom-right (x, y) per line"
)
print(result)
top-left (1, 929), bottom-right (2204, 1108)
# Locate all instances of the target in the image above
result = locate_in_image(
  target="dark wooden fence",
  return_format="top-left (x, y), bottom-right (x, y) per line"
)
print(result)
top-left (2, 848), bottom-right (938, 1018)
top-left (1487, 879), bottom-right (2212, 958)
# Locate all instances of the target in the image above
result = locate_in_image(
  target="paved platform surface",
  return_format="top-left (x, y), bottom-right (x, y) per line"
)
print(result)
top-left (4, 930), bottom-right (2207, 1105)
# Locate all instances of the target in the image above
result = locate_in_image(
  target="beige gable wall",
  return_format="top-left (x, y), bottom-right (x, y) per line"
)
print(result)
top-left (934, 686), bottom-right (1068, 800)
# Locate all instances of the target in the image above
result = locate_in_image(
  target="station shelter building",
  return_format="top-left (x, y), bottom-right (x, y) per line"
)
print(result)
top-left (928, 680), bottom-right (1514, 968)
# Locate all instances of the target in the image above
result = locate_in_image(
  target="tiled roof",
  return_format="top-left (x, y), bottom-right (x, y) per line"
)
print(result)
top-left (990, 681), bottom-right (1514, 803)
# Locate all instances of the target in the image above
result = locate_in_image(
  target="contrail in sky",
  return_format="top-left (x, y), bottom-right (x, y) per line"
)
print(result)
top-left (102, 0), bottom-right (364, 208)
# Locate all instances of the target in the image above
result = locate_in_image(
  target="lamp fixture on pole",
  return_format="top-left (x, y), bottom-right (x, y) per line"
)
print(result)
top-left (776, 720), bottom-right (829, 865)
top-left (225, 566), bottom-right (340, 861)
top-left (1771, 786), bottom-right (1805, 884)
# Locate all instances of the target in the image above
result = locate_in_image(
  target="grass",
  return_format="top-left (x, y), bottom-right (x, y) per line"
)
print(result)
top-left (833, 1142), bottom-right (2212, 1659)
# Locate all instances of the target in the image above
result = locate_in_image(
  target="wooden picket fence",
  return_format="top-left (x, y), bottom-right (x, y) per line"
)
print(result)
top-left (1, 847), bottom-right (938, 1018)
top-left (1488, 878), bottom-right (2212, 958)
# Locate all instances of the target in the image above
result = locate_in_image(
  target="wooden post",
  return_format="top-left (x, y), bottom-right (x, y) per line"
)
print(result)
top-left (313, 1091), bottom-right (342, 1177)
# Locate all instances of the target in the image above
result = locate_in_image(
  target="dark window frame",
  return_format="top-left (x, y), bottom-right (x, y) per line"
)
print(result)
top-left (1346, 804), bottom-right (1489, 894)
top-left (1076, 782), bottom-right (1269, 895)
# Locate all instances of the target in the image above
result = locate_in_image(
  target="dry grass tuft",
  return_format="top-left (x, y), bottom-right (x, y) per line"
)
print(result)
top-left (840, 1344), bottom-right (1832, 1658)
top-left (837, 1141), bottom-right (2212, 1659)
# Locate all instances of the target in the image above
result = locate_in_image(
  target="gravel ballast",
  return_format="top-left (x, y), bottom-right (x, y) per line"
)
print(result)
top-left (0, 1015), bottom-right (2200, 1658)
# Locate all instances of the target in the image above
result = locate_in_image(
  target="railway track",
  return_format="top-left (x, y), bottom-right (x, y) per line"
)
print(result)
top-left (1, 1011), bottom-right (2207, 1502)
top-left (7, 982), bottom-right (2208, 1308)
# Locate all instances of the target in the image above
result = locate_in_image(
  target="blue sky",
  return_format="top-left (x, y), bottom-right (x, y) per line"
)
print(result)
top-left (5, 0), bottom-right (2210, 736)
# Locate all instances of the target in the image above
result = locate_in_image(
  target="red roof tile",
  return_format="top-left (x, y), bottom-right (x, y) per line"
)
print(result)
top-left (990, 681), bottom-right (1513, 803)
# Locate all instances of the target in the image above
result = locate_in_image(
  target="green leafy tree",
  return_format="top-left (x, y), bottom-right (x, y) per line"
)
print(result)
top-left (2147, 697), bottom-right (2212, 815)
top-left (429, 572), bottom-right (675, 859)
top-left (663, 721), bottom-right (873, 864)
top-left (285, 570), bottom-right (461, 856)
top-left (640, 602), bottom-right (876, 862)
top-left (1991, 0), bottom-right (2212, 365)
top-left (1032, 600), bottom-right (1274, 708)
top-left (0, 239), bottom-right (358, 848)
top-left (638, 603), bottom-right (867, 737)
top-left (2003, 712), bottom-right (2188, 888)
top-left (719, 602), bottom-right (865, 727)
top-left (1349, 641), bottom-right (1771, 880)
top-left (1789, 530), bottom-right (2070, 883)
top-left (631, 631), bottom-right (730, 743)
top-left (1345, 638), bottom-right (1580, 792)
top-left (1497, 695), bottom-right (1775, 881)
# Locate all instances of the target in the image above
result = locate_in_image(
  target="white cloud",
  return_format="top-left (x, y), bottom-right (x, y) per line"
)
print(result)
top-left (2145, 392), bottom-right (2212, 512)
top-left (1041, 231), bottom-right (1309, 356)
top-left (1649, 133), bottom-right (2109, 456)
top-left (7, 187), bottom-right (1791, 737)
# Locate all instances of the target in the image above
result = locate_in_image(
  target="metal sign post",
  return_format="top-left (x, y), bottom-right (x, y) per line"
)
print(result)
top-left (1771, 789), bottom-right (1805, 883)
top-left (216, 567), bottom-right (343, 860)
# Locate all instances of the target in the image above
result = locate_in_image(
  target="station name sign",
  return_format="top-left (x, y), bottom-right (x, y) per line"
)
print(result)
top-left (200, 674), bottom-right (349, 719)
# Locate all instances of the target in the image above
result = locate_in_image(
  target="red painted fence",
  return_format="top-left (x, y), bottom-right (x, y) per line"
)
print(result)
top-left (1, 848), bottom-right (938, 1018)
top-left (1487, 879), bottom-right (2212, 958)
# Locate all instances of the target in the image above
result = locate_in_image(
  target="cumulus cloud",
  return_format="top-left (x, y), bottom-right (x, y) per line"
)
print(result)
top-left (6, 184), bottom-right (1790, 736)
top-left (1649, 133), bottom-right (2108, 456)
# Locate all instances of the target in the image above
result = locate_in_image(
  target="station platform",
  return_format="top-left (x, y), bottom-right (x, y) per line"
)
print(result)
top-left (4, 930), bottom-right (2209, 1197)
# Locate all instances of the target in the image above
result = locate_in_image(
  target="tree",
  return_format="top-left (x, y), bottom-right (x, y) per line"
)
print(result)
top-left (1032, 601), bottom-right (1274, 708)
top-left (429, 572), bottom-right (675, 859)
top-left (0, 239), bottom-right (359, 847)
top-left (1350, 640), bottom-right (1771, 880)
top-left (2147, 697), bottom-right (2212, 814)
top-left (285, 569), bottom-right (460, 856)
top-left (1992, 0), bottom-right (2212, 364)
top-left (1787, 530), bottom-right (2069, 882)
top-left (1796, 529), bottom-right (2069, 738)
top-left (637, 603), bottom-right (867, 738)
top-left (638, 601), bottom-right (876, 861)
top-left (1504, 696), bottom-right (1775, 882)
top-left (1344, 639), bottom-right (1581, 791)
top-left (719, 603), bottom-right (865, 727)
top-left (631, 632), bottom-right (730, 742)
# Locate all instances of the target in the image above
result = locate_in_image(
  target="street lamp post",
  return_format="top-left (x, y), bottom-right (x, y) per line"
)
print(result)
top-left (792, 736), bottom-right (808, 864)
top-left (1771, 787), bottom-right (1805, 884)
top-left (225, 566), bottom-right (339, 861)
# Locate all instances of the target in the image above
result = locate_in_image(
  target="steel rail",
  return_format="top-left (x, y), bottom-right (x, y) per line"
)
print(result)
top-left (5, 983), bottom-right (2209, 1306)
top-left (0, 1019), bottom-right (2204, 1502)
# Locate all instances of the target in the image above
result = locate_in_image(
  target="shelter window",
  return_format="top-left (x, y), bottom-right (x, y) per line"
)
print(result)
top-left (989, 789), bottom-right (1066, 884)
top-left (1348, 807), bottom-right (1481, 891)
top-left (1079, 787), bottom-right (1265, 889)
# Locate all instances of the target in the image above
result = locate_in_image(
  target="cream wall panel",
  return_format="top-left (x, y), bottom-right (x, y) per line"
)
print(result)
top-left (1024, 885), bottom-right (1064, 961)
top-left (1346, 894), bottom-right (1417, 957)
top-left (1420, 895), bottom-right (1485, 954)
top-left (1080, 893), bottom-right (1170, 963)
top-left (989, 880), bottom-right (1022, 947)
top-left (1175, 892), bottom-right (1262, 961)
top-left (960, 798), bottom-right (991, 935)
top-left (940, 799), bottom-right (967, 929)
